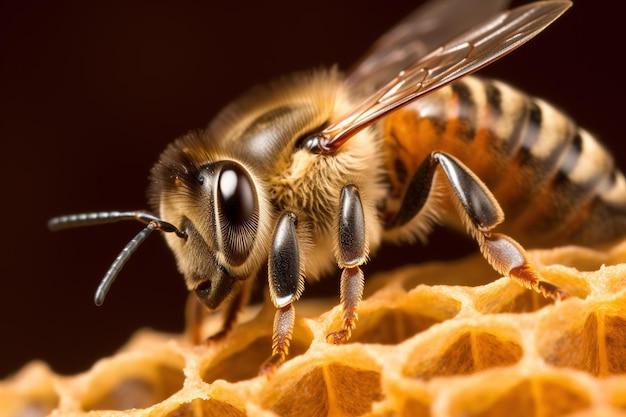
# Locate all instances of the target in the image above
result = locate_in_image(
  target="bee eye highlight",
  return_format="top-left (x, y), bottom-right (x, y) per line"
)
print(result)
top-left (218, 163), bottom-right (256, 228)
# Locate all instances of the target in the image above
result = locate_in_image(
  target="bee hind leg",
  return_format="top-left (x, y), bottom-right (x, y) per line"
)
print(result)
top-left (436, 152), bottom-right (568, 300)
top-left (402, 151), bottom-right (568, 301)
top-left (327, 184), bottom-right (367, 344)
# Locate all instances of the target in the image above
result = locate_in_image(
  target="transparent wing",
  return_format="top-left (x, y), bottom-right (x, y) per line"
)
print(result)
top-left (314, 1), bottom-right (571, 154)
top-left (346, 0), bottom-right (510, 93)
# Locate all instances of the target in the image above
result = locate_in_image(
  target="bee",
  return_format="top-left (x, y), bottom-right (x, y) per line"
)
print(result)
top-left (49, 0), bottom-right (626, 375)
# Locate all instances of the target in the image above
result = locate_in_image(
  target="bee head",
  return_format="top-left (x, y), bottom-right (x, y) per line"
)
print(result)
top-left (149, 131), bottom-right (270, 310)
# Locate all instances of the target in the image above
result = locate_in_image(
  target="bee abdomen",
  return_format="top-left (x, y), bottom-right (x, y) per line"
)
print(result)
top-left (382, 76), bottom-right (626, 247)
top-left (481, 79), bottom-right (626, 246)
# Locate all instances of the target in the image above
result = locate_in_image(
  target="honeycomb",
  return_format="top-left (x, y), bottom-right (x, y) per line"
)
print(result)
top-left (3, 239), bottom-right (626, 417)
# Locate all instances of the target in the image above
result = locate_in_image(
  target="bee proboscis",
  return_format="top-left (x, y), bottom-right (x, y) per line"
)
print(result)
top-left (50, 0), bottom-right (626, 374)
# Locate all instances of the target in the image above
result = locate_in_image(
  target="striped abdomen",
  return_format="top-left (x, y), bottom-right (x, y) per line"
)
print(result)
top-left (381, 75), bottom-right (626, 247)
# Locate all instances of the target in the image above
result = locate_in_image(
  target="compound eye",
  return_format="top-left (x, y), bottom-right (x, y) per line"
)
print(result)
top-left (218, 163), bottom-right (256, 228)
top-left (216, 162), bottom-right (259, 266)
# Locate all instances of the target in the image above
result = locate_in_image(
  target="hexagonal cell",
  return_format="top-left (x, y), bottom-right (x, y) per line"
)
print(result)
top-left (201, 322), bottom-right (314, 383)
top-left (258, 353), bottom-right (382, 417)
top-left (403, 324), bottom-right (523, 380)
top-left (2, 397), bottom-right (60, 417)
top-left (446, 373), bottom-right (592, 417)
top-left (348, 307), bottom-right (442, 345)
top-left (0, 362), bottom-right (60, 417)
top-left (537, 299), bottom-right (626, 376)
top-left (161, 398), bottom-right (246, 417)
top-left (344, 286), bottom-right (461, 345)
top-left (538, 265), bottom-right (591, 300)
top-left (380, 376), bottom-right (431, 417)
top-left (473, 278), bottom-right (555, 315)
top-left (80, 352), bottom-right (186, 412)
top-left (396, 254), bottom-right (499, 291)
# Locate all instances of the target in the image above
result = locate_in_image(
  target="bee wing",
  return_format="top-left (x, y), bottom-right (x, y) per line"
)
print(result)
top-left (346, 0), bottom-right (510, 94)
top-left (315, 1), bottom-right (571, 153)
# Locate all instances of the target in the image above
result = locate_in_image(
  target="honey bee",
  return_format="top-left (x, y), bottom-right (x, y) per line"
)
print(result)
top-left (49, 0), bottom-right (625, 374)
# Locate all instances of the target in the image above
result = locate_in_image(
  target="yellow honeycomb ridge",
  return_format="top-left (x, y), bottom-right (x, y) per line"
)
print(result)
top-left (3, 240), bottom-right (626, 417)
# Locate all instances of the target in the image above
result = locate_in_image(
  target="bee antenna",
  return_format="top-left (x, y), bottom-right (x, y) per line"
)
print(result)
top-left (48, 211), bottom-right (186, 305)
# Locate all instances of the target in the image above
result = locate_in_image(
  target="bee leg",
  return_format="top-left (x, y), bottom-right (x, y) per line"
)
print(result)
top-left (426, 152), bottom-right (569, 300)
top-left (205, 283), bottom-right (249, 343)
top-left (327, 184), bottom-right (367, 344)
top-left (185, 294), bottom-right (206, 345)
top-left (260, 304), bottom-right (296, 376)
top-left (185, 281), bottom-right (250, 345)
top-left (260, 211), bottom-right (304, 376)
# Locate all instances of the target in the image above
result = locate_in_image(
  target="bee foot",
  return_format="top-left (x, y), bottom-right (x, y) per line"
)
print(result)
top-left (259, 353), bottom-right (285, 378)
top-left (204, 329), bottom-right (229, 345)
top-left (538, 280), bottom-right (570, 301)
top-left (326, 329), bottom-right (350, 344)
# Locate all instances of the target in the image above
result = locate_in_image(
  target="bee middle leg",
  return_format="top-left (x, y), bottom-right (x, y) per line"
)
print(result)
top-left (394, 151), bottom-right (569, 300)
top-left (327, 184), bottom-right (367, 344)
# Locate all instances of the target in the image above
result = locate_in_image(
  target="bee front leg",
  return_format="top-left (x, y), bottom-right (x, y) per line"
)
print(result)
top-left (327, 184), bottom-right (367, 344)
top-left (209, 284), bottom-right (249, 342)
top-left (406, 152), bottom-right (568, 300)
top-left (186, 279), bottom-right (251, 345)
top-left (260, 211), bottom-right (304, 376)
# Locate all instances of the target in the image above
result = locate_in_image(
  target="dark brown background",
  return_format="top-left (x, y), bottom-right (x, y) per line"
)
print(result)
top-left (0, 0), bottom-right (622, 379)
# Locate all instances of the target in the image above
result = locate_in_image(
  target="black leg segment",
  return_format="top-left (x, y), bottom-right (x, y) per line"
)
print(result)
top-left (268, 211), bottom-right (303, 308)
top-left (338, 184), bottom-right (366, 267)
top-left (434, 152), bottom-right (503, 231)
